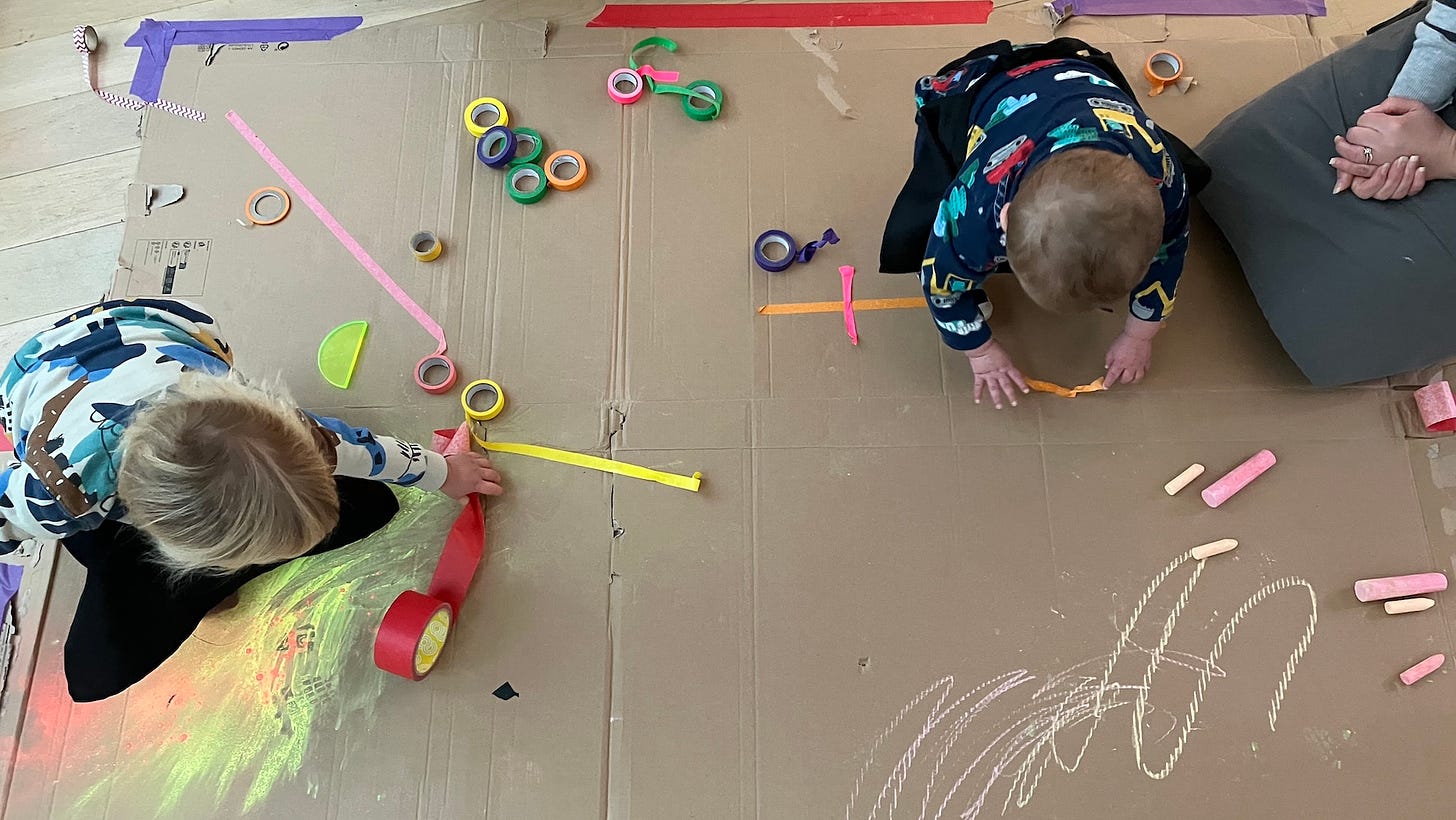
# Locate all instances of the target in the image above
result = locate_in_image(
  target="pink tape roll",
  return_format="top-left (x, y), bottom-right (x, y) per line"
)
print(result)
top-left (1201, 449), bottom-right (1276, 509)
top-left (607, 67), bottom-right (645, 104)
top-left (415, 354), bottom-right (458, 394)
top-left (1415, 381), bottom-right (1456, 432)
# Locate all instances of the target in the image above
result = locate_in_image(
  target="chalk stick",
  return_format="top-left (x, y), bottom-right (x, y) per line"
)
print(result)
top-left (1190, 538), bottom-right (1238, 560)
top-left (1384, 597), bottom-right (1436, 615)
top-left (1163, 463), bottom-right (1205, 496)
top-left (1201, 450), bottom-right (1276, 509)
top-left (1354, 572), bottom-right (1448, 603)
top-left (1399, 653), bottom-right (1445, 685)
top-left (1415, 380), bottom-right (1456, 433)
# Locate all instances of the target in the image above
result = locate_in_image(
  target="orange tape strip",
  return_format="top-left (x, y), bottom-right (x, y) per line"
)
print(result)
top-left (758, 296), bottom-right (922, 315)
top-left (1026, 377), bottom-right (1107, 398)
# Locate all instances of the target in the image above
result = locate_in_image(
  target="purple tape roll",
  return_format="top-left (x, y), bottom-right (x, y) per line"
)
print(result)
top-left (753, 230), bottom-right (798, 272)
top-left (477, 126), bottom-right (517, 168)
top-left (795, 228), bottom-right (840, 264)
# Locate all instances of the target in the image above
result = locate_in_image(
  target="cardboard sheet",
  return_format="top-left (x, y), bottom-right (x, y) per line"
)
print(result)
top-left (8, 1), bottom-right (1456, 816)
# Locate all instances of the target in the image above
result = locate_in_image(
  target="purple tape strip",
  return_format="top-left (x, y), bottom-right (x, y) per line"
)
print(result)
top-left (124, 17), bottom-right (362, 102)
top-left (795, 228), bottom-right (840, 264)
top-left (0, 564), bottom-right (21, 615)
top-left (1049, 0), bottom-right (1325, 17)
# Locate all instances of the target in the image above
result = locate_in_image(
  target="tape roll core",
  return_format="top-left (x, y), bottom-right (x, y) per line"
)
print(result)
top-left (82, 25), bottom-right (99, 51)
top-left (410, 230), bottom-right (442, 262)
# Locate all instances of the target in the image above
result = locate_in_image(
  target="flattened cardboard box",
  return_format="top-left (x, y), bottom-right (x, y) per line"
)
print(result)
top-left (12, 3), bottom-right (1456, 817)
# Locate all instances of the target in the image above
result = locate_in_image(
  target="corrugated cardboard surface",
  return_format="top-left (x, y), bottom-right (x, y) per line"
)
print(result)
top-left (8, 2), bottom-right (1456, 816)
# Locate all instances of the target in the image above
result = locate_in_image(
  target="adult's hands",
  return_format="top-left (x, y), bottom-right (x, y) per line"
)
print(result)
top-left (1331, 97), bottom-right (1456, 200)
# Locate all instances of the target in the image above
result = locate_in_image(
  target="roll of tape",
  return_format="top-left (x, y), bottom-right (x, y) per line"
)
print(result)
top-left (753, 229), bottom-right (798, 273)
top-left (374, 590), bottom-right (452, 681)
top-left (1144, 50), bottom-right (1182, 97)
top-left (464, 96), bottom-right (509, 138)
top-left (477, 125), bottom-right (517, 169)
top-left (544, 150), bottom-right (588, 191)
top-left (415, 354), bottom-right (458, 394)
top-left (506, 163), bottom-right (549, 204)
top-left (607, 67), bottom-right (646, 104)
top-left (245, 186), bottom-right (290, 225)
top-left (680, 80), bottom-right (724, 121)
top-left (508, 127), bottom-right (544, 166)
top-left (410, 230), bottom-right (443, 262)
top-left (461, 378), bottom-right (507, 422)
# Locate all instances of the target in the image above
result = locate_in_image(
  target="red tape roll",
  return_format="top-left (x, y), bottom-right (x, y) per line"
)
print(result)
top-left (374, 475), bottom-right (486, 680)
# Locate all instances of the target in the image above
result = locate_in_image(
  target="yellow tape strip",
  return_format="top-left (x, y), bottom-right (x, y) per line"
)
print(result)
top-left (1026, 377), bottom-right (1107, 398)
top-left (470, 432), bottom-right (702, 492)
top-left (758, 296), bottom-right (923, 315)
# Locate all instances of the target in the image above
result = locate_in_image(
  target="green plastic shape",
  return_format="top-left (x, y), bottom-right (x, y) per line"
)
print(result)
top-left (318, 320), bottom-right (369, 389)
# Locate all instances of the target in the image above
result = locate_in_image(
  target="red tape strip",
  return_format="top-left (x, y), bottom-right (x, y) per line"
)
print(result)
top-left (374, 431), bottom-right (487, 681)
top-left (587, 2), bottom-right (993, 28)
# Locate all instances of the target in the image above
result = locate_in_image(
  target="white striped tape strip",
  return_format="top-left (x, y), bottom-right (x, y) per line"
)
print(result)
top-left (74, 25), bottom-right (206, 122)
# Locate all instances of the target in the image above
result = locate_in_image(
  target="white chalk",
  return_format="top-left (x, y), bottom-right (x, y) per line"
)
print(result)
top-left (1384, 598), bottom-right (1436, 615)
top-left (1190, 538), bottom-right (1238, 560)
top-left (1163, 463), bottom-right (1205, 496)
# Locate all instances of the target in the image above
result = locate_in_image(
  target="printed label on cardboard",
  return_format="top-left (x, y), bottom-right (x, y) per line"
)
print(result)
top-left (126, 239), bottom-right (213, 297)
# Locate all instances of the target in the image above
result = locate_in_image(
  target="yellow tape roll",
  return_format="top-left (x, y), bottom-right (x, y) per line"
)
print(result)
top-left (470, 432), bottom-right (702, 493)
top-left (460, 379), bottom-right (506, 422)
top-left (463, 97), bottom-right (509, 138)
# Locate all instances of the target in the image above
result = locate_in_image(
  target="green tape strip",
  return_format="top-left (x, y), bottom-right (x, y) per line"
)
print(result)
top-left (508, 127), bottom-right (544, 166)
top-left (629, 36), bottom-right (678, 91)
top-left (506, 163), bottom-right (548, 204)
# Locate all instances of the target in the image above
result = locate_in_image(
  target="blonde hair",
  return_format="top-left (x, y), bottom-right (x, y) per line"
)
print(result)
top-left (117, 372), bottom-right (340, 575)
top-left (1005, 148), bottom-right (1162, 314)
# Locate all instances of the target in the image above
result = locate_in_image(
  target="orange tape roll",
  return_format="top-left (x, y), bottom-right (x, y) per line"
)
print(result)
top-left (544, 150), bottom-right (588, 191)
top-left (1145, 50), bottom-right (1183, 97)
top-left (245, 186), bottom-right (290, 225)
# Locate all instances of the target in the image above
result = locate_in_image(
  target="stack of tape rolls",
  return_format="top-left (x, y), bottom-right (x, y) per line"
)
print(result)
top-left (465, 95), bottom-right (588, 199)
top-left (608, 37), bottom-right (724, 121)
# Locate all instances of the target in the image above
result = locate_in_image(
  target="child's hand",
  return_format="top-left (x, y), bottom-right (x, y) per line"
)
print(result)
top-left (1104, 319), bottom-right (1159, 387)
top-left (965, 339), bottom-right (1030, 409)
top-left (441, 452), bottom-right (505, 499)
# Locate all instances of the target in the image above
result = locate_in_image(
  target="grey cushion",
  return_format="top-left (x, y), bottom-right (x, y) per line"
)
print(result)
top-left (1199, 8), bottom-right (1456, 386)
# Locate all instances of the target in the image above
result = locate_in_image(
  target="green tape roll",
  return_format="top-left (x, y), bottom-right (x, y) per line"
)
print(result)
top-left (629, 36), bottom-right (678, 91)
top-left (677, 80), bottom-right (723, 121)
top-left (508, 127), bottom-right (544, 166)
top-left (506, 163), bottom-right (548, 204)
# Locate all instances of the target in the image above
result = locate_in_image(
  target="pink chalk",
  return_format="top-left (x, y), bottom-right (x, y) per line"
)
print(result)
top-left (1354, 571), bottom-right (1448, 602)
top-left (1201, 449), bottom-right (1276, 509)
top-left (1400, 653), bottom-right (1445, 685)
top-left (1415, 381), bottom-right (1456, 432)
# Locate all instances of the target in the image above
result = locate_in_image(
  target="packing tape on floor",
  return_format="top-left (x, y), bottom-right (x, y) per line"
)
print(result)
top-left (374, 491), bottom-right (485, 680)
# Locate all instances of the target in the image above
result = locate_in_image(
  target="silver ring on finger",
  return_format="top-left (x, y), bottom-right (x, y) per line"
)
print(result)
top-left (1362, 146), bottom-right (1373, 163)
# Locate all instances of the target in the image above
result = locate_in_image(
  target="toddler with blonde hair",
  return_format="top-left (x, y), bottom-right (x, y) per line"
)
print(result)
top-left (0, 299), bottom-right (502, 702)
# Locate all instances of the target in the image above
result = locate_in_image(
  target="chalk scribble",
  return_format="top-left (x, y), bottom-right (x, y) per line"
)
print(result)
top-left (846, 550), bottom-right (1318, 820)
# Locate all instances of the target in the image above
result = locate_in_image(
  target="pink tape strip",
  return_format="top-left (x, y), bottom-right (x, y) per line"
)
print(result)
top-left (840, 265), bottom-right (859, 346)
top-left (225, 110), bottom-right (447, 356)
top-left (637, 64), bottom-right (680, 83)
